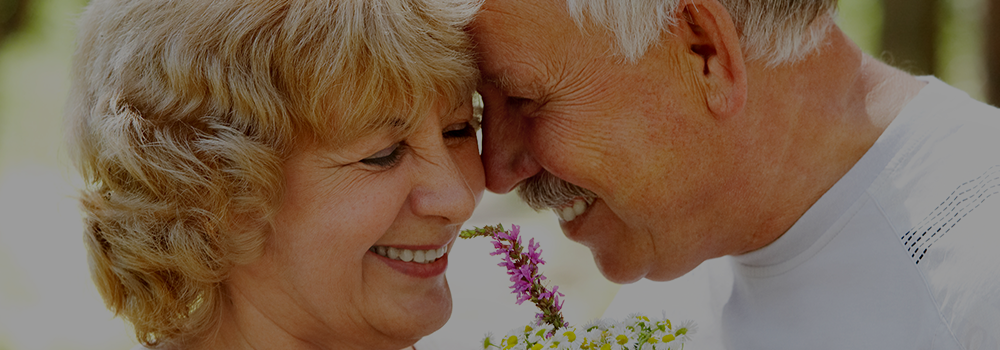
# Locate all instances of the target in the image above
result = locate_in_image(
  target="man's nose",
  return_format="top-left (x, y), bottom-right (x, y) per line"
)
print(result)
top-left (479, 89), bottom-right (542, 194)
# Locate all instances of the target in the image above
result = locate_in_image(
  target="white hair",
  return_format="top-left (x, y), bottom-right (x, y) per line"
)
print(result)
top-left (566, 0), bottom-right (838, 66)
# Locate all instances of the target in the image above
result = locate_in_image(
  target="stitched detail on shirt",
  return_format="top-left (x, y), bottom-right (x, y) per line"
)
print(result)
top-left (901, 165), bottom-right (1000, 264)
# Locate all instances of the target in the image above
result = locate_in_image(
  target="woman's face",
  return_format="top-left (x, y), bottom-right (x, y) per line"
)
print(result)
top-left (228, 99), bottom-right (484, 348)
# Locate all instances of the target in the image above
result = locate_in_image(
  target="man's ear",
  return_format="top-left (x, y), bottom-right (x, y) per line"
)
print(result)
top-left (674, 0), bottom-right (747, 120)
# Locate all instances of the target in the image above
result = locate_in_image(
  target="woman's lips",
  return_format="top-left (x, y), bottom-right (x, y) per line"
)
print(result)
top-left (369, 245), bottom-right (450, 278)
top-left (370, 245), bottom-right (448, 263)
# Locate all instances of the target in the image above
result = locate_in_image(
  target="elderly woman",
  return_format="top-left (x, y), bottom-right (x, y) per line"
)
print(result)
top-left (65, 0), bottom-right (484, 349)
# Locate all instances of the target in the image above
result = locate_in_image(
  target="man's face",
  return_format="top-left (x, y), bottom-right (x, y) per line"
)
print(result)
top-left (472, 0), bottom-right (754, 282)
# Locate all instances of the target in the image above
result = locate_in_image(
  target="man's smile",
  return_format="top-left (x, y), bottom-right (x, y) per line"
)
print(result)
top-left (553, 197), bottom-right (593, 222)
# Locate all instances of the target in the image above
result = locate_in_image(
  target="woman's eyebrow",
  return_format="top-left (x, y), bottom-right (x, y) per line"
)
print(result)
top-left (360, 117), bottom-right (409, 138)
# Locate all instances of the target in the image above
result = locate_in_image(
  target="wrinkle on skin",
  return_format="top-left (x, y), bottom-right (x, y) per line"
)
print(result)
top-left (472, 0), bottom-right (747, 283)
top-left (194, 97), bottom-right (482, 349)
top-left (473, 0), bottom-right (926, 284)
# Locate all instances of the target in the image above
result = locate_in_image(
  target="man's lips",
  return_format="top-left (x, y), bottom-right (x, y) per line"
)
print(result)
top-left (557, 197), bottom-right (601, 242)
top-left (553, 197), bottom-right (593, 222)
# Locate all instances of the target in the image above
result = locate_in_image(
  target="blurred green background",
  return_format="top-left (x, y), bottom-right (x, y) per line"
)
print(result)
top-left (0, 0), bottom-right (996, 349)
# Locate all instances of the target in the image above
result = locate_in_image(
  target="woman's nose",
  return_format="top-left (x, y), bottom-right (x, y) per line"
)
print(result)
top-left (409, 147), bottom-right (480, 223)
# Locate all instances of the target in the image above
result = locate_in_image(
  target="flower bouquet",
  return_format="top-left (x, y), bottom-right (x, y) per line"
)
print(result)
top-left (460, 224), bottom-right (695, 350)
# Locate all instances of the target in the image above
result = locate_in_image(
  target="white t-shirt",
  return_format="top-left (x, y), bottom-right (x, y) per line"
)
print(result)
top-left (724, 77), bottom-right (1000, 349)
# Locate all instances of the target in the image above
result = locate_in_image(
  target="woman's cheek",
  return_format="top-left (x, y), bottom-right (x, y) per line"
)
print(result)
top-left (459, 142), bottom-right (486, 197)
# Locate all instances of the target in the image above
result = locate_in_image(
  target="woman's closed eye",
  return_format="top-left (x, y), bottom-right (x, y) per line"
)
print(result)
top-left (443, 122), bottom-right (477, 142)
top-left (360, 143), bottom-right (405, 168)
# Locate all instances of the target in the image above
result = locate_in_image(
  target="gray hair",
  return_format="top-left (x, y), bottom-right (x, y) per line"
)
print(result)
top-left (566, 0), bottom-right (838, 65)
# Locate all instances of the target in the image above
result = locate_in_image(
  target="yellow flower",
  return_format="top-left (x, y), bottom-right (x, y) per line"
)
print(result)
top-left (564, 331), bottom-right (577, 342)
top-left (504, 336), bottom-right (518, 350)
top-left (530, 344), bottom-right (543, 350)
top-left (662, 334), bottom-right (676, 343)
top-left (535, 329), bottom-right (549, 339)
top-left (616, 334), bottom-right (629, 345)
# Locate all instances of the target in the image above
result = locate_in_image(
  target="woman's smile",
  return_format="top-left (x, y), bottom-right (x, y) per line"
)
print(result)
top-left (369, 249), bottom-right (450, 278)
top-left (368, 241), bottom-right (454, 278)
top-left (370, 244), bottom-right (449, 264)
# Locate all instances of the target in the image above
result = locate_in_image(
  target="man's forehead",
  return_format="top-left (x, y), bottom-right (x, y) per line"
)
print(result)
top-left (470, 37), bottom-right (539, 94)
top-left (472, 1), bottom-right (571, 92)
top-left (471, 0), bottom-right (573, 53)
top-left (475, 0), bottom-right (561, 29)
top-left (470, 5), bottom-right (538, 52)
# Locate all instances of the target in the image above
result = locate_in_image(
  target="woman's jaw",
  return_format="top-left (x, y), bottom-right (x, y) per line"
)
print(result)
top-left (357, 235), bottom-right (459, 343)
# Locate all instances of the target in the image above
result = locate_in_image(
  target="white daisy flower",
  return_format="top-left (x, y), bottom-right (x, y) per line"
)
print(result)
top-left (480, 332), bottom-right (496, 350)
top-left (675, 319), bottom-right (697, 342)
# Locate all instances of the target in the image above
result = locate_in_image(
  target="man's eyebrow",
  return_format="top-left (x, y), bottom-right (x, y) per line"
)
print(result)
top-left (485, 70), bottom-right (540, 97)
top-left (485, 72), bottom-right (519, 93)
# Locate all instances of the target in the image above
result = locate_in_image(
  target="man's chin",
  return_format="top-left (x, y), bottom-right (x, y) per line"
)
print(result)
top-left (640, 269), bottom-right (690, 282)
top-left (641, 258), bottom-right (704, 282)
top-left (590, 249), bottom-right (650, 284)
top-left (589, 243), bottom-right (698, 283)
top-left (596, 260), bottom-right (696, 283)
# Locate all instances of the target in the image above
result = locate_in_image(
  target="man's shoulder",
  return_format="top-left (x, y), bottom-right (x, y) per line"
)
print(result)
top-left (872, 78), bottom-right (1000, 222)
top-left (875, 82), bottom-right (1000, 348)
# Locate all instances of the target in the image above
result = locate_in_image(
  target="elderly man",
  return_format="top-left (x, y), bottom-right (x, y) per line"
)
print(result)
top-left (471, 0), bottom-right (1000, 348)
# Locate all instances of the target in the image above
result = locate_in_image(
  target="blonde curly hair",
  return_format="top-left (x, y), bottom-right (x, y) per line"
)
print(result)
top-left (65, 0), bottom-right (480, 346)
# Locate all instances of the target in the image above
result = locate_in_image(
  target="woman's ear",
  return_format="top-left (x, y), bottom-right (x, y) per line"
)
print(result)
top-left (673, 0), bottom-right (747, 120)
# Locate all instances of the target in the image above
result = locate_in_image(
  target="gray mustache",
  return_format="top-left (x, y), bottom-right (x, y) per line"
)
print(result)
top-left (516, 171), bottom-right (598, 211)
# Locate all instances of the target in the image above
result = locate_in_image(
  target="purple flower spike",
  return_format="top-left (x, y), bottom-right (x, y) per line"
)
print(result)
top-left (459, 224), bottom-right (569, 330)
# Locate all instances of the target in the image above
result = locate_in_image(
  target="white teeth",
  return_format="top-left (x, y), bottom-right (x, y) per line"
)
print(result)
top-left (573, 199), bottom-right (587, 215)
top-left (560, 206), bottom-right (577, 221)
top-left (371, 245), bottom-right (448, 264)
top-left (555, 198), bottom-right (590, 222)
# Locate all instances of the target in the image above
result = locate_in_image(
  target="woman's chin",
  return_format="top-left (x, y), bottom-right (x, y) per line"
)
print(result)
top-left (362, 252), bottom-right (454, 340)
top-left (366, 278), bottom-right (452, 343)
top-left (398, 282), bottom-right (453, 337)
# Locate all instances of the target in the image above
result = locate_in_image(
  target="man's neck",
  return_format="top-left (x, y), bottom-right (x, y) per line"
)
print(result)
top-left (732, 25), bottom-right (925, 253)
